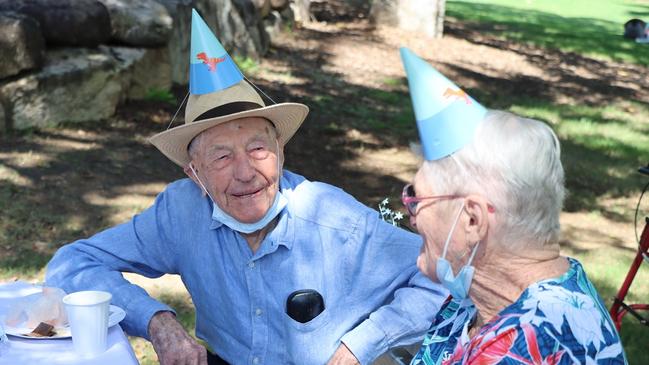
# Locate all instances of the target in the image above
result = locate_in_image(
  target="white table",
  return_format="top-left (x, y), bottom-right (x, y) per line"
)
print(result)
top-left (0, 281), bottom-right (139, 365)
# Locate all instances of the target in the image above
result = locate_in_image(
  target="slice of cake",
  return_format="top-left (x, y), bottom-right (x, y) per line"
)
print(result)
top-left (28, 322), bottom-right (56, 337)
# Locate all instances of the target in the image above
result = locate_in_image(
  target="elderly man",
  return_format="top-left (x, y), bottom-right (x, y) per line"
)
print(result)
top-left (45, 10), bottom-right (445, 365)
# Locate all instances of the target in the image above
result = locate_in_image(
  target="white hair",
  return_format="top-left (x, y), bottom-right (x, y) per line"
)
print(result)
top-left (420, 110), bottom-right (565, 249)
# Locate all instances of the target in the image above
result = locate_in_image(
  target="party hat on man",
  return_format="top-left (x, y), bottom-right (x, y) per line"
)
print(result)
top-left (189, 9), bottom-right (243, 94)
top-left (400, 47), bottom-right (486, 161)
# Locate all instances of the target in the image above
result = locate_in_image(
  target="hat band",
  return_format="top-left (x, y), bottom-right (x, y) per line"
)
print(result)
top-left (194, 101), bottom-right (263, 122)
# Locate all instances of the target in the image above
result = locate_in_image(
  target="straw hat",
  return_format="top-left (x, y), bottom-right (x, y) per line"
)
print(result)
top-left (149, 81), bottom-right (309, 167)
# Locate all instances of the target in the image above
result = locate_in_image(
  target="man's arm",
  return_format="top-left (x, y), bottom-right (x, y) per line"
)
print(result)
top-left (45, 185), bottom-right (184, 339)
top-left (337, 210), bottom-right (448, 365)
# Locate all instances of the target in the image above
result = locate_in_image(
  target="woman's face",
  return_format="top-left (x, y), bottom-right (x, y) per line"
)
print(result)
top-left (411, 169), bottom-right (469, 281)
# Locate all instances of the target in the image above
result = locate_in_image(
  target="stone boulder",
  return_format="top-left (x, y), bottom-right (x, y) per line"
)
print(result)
top-left (370, 0), bottom-right (445, 38)
top-left (0, 12), bottom-right (45, 79)
top-left (0, 46), bottom-right (171, 130)
top-left (110, 46), bottom-right (172, 100)
top-left (98, 0), bottom-right (173, 47)
top-left (0, 0), bottom-right (112, 47)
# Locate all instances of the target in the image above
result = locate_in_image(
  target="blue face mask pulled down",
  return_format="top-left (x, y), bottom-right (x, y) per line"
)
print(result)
top-left (436, 202), bottom-right (480, 300)
top-left (211, 189), bottom-right (287, 234)
top-left (189, 164), bottom-right (287, 234)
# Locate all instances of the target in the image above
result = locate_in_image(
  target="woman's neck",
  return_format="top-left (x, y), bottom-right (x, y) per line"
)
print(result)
top-left (469, 243), bottom-right (568, 326)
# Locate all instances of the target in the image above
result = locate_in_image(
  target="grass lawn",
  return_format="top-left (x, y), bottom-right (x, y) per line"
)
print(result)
top-left (447, 0), bottom-right (649, 66)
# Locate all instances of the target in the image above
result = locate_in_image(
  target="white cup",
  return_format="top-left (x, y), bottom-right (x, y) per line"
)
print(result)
top-left (62, 291), bottom-right (112, 357)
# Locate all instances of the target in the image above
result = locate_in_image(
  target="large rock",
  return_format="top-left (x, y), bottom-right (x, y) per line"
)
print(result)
top-left (0, 46), bottom-right (171, 130)
top-left (0, 0), bottom-right (111, 47)
top-left (110, 46), bottom-right (172, 100)
top-left (0, 12), bottom-right (45, 79)
top-left (98, 0), bottom-right (173, 47)
top-left (370, 0), bottom-right (445, 38)
top-left (0, 48), bottom-right (121, 130)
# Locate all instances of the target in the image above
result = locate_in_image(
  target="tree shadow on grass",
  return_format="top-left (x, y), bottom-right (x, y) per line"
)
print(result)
top-left (0, 102), bottom-right (183, 276)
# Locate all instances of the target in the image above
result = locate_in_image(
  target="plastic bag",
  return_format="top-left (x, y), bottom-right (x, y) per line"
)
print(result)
top-left (4, 287), bottom-right (68, 328)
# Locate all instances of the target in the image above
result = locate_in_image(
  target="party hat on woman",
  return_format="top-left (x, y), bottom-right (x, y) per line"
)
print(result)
top-left (400, 47), bottom-right (486, 161)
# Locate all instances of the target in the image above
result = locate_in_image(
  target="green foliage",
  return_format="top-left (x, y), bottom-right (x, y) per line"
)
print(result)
top-left (144, 88), bottom-right (175, 105)
top-left (233, 55), bottom-right (259, 74)
top-left (447, 0), bottom-right (649, 66)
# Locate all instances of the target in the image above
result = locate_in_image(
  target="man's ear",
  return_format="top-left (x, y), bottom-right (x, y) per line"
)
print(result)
top-left (463, 194), bottom-right (490, 244)
top-left (184, 163), bottom-right (199, 185)
top-left (184, 162), bottom-right (208, 197)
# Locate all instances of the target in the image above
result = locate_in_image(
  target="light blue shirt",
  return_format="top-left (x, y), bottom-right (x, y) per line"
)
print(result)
top-left (46, 170), bottom-right (446, 365)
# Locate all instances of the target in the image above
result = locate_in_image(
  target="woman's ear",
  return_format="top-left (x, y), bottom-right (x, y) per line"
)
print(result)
top-left (463, 194), bottom-right (490, 243)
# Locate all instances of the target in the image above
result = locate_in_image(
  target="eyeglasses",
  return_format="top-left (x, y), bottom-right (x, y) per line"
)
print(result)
top-left (401, 184), bottom-right (461, 216)
top-left (401, 184), bottom-right (496, 216)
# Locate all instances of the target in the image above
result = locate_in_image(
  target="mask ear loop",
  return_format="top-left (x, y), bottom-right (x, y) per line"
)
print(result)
top-left (189, 163), bottom-right (216, 202)
top-left (441, 201), bottom-right (466, 259)
top-left (276, 139), bottom-right (281, 176)
top-left (466, 241), bottom-right (480, 266)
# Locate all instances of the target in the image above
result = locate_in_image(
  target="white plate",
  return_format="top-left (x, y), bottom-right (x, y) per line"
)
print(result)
top-left (4, 305), bottom-right (126, 340)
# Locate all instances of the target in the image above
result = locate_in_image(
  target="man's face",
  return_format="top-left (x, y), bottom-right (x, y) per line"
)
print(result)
top-left (187, 117), bottom-right (283, 223)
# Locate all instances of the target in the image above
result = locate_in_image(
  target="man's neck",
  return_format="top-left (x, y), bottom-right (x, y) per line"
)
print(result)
top-left (241, 217), bottom-right (279, 254)
top-left (469, 242), bottom-right (568, 326)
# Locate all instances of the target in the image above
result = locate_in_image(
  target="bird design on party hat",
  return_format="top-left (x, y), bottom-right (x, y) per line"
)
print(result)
top-left (190, 9), bottom-right (243, 94)
top-left (400, 47), bottom-right (486, 161)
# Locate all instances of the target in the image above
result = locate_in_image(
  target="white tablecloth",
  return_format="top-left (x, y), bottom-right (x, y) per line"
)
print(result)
top-left (0, 281), bottom-right (139, 365)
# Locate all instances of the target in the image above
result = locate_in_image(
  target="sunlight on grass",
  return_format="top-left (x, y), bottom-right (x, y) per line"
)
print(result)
top-left (447, 0), bottom-right (649, 66)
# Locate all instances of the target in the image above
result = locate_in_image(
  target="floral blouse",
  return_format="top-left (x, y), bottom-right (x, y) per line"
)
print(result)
top-left (411, 258), bottom-right (627, 364)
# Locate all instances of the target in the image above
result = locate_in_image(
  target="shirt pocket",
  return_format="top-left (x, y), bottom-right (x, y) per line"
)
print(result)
top-left (282, 307), bottom-right (330, 332)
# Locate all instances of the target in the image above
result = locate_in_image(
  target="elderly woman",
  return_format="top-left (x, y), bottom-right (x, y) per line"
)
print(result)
top-left (399, 48), bottom-right (627, 364)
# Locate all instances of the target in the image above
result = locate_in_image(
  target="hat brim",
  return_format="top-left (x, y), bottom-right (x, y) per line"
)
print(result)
top-left (149, 102), bottom-right (309, 167)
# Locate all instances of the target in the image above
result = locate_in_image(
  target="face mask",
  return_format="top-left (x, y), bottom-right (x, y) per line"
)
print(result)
top-left (188, 141), bottom-right (286, 234)
top-left (436, 201), bottom-right (480, 300)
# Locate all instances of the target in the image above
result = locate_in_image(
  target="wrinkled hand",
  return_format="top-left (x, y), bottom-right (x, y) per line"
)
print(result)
top-left (327, 343), bottom-right (360, 365)
top-left (149, 311), bottom-right (207, 365)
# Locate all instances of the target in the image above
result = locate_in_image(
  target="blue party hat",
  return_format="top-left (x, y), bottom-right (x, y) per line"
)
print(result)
top-left (400, 47), bottom-right (486, 161)
top-left (190, 9), bottom-right (243, 94)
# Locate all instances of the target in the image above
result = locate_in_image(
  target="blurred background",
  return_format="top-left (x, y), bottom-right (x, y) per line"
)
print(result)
top-left (1, 0), bottom-right (648, 363)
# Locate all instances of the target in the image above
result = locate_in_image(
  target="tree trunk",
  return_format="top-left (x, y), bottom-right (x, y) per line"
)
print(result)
top-left (370, 0), bottom-right (446, 38)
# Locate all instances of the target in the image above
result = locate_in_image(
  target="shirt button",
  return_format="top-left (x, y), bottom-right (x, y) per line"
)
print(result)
top-left (252, 357), bottom-right (260, 364)
top-left (255, 308), bottom-right (262, 316)
top-left (248, 261), bottom-right (255, 268)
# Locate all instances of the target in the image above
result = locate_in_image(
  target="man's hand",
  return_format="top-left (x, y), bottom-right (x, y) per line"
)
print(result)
top-left (149, 311), bottom-right (208, 365)
top-left (327, 343), bottom-right (360, 365)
